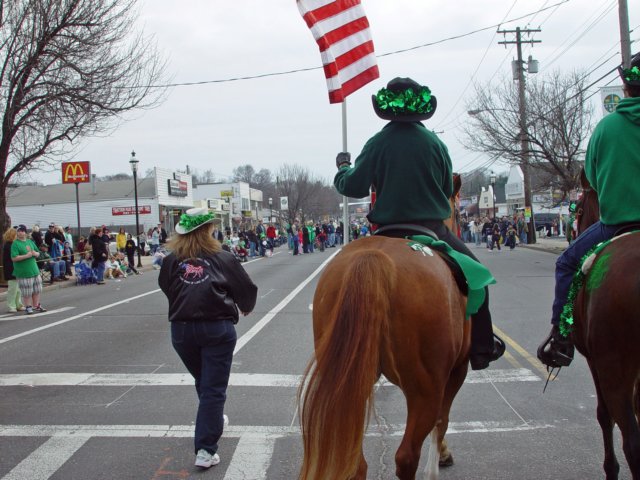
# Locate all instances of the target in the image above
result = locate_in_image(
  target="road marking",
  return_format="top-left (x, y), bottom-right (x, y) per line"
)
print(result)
top-left (0, 420), bottom-right (551, 480)
top-left (0, 420), bottom-right (551, 439)
top-left (0, 307), bottom-right (75, 322)
top-left (0, 369), bottom-right (540, 387)
top-left (0, 290), bottom-right (161, 345)
top-left (493, 325), bottom-right (549, 377)
top-left (226, 434), bottom-right (276, 480)
top-left (2, 436), bottom-right (89, 480)
top-left (234, 249), bottom-right (341, 355)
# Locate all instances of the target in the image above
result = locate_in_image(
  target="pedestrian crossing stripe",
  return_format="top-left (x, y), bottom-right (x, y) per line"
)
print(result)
top-left (0, 368), bottom-right (540, 387)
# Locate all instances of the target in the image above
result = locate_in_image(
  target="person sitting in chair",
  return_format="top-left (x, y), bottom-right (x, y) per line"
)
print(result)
top-left (38, 244), bottom-right (68, 283)
top-left (333, 77), bottom-right (505, 370)
top-left (537, 53), bottom-right (640, 369)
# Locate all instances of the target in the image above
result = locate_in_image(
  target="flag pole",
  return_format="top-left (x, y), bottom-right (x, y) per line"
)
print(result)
top-left (341, 99), bottom-right (350, 244)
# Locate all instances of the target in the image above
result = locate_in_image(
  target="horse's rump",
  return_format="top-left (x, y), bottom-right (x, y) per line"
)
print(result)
top-left (299, 236), bottom-right (469, 479)
top-left (574, 233), bottom-right (640, 361)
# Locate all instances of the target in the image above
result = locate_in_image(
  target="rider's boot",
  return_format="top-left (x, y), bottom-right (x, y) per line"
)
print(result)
top-left (469, 334), bottom-right (506, 370)
top-left (468, 306), bottom-right (506, 370)
top-left (537, 324), bottom-right (574, 368)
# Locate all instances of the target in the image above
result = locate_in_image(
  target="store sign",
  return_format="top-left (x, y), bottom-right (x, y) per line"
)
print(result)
top-left (167, 178), bottom-right (188, 197)
top-left (220, 190), bottom-right (233, 197)
top-left (242, 210), bottom-right (253, 218)
top-left (62, 161), bottom-right (91, 184)
top-left (112, 205), bottom-right (152, 216)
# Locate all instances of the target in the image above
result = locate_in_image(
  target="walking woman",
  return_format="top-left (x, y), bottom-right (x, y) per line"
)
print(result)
top-left (158, 208), bottom-right (257, 469)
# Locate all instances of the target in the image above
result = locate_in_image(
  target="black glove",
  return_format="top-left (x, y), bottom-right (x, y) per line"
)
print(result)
top-left (336, 152), bottom-right (351, 169)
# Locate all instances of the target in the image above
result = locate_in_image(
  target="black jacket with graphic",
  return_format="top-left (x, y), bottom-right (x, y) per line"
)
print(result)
top-left (158, 250), bottom-right (257, 324)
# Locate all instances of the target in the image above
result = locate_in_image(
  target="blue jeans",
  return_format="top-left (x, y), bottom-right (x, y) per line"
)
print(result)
top-left (292, 237), bottom-right (299, 255)
top-left (249, 241), bottom-right (257, 257)
top-left (50, 260), bottom-right (66, 277)
top-left (171, 320), bottom-right (237, 455)
top-left (551, 221), bottom-right (620, 325)
top-left (94, 261), bottom-right (106, 282)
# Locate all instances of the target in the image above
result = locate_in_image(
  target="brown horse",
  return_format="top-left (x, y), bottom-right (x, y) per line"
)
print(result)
top-left (570, 172), bottom-right (640, 479)
top-left (298, 176), bottom-right (471, 479)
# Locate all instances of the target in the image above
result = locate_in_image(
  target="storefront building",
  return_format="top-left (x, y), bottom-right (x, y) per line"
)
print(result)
top-left (7, 167), bottom-right (193, 238)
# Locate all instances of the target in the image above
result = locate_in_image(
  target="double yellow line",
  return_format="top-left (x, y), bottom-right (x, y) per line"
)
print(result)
top-left (493, 326), bottom-right (549, 377)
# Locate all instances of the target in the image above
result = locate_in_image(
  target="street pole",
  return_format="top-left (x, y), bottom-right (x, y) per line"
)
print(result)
top-left (499, 27), bottom-right (541, 243)
top-left (130, 151), bottom-right (143, 268)
top-left (618, 0), bottom-right (631, 68)
top-left (75, 182), bottom-right (81, 245)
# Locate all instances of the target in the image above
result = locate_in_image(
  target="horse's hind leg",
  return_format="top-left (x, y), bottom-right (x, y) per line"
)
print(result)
top-left (396, 392), bottom-right (441, 480)
top-left (437, 361), bottom-right (469, 467)
top-left (589, 362), bottom-right (621, 479)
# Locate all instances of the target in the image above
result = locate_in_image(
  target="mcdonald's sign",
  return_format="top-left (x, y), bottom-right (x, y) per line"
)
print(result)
top-left (62, 161), bottom-right (91, 184)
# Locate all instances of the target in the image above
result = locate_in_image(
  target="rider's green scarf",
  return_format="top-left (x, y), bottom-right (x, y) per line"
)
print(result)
top-left (408, 235), bottom-right (496, 317)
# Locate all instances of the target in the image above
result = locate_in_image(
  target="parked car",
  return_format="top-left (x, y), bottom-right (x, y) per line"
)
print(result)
top-left (533, 213), bottom-right (558, 236)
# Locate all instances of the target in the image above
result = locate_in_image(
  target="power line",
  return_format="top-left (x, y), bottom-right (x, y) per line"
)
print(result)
top-left (136, 0), bottom-right (571, 90)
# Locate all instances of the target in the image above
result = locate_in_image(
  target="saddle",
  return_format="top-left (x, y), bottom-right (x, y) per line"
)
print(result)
top-left (373, 224), bottom-right (496, 316)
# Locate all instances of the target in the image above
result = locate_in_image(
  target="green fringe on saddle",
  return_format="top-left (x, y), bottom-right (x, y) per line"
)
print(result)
top-left (407, 235), bottom-right (496, 317)
top-left (558, 233), bottom-right (639, 338)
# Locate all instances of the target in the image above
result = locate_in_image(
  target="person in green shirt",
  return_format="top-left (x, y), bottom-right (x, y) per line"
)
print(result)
top-left (538, 53), bottom-right (640, 369)
top-left (10, 225), bottom-right (47, 315)
top-left (334, 77), bottom-right (504, 370)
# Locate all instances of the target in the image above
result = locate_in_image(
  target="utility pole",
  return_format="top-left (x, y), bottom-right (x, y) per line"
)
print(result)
top-left (498, 27), bottom-right (541, 243)
top-left (618, 0), bottom-right (631, 68)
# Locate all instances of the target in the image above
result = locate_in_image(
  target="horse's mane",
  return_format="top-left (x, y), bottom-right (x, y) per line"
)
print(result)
top-left (575, 169), bottom-right (599, 235)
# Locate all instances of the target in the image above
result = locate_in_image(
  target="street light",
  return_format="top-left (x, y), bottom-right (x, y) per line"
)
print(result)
top-left (129, 151), bottom-right (143, 268)
top-left (490, 173), bottom-right (497, 220)
top-left (268, 197), bottom-right (273, 223)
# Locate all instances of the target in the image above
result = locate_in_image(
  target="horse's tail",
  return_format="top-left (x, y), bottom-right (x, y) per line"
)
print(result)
top-left (298, 249), bottom-right (397, 480)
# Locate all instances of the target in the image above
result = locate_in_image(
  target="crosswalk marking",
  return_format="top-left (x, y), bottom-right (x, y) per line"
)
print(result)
top-left (0, 420), bottom-right (551, 438)
top-left (2, 436), bottom-right (89, 480)
top-left (0, 368), bottom-right (540, 387)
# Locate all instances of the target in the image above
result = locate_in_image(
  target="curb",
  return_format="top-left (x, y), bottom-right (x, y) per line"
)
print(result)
top-left (0, 263), bottom-right (155, 302)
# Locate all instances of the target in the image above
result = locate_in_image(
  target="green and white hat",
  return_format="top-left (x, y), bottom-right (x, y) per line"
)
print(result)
top-left (175, 207), bottom-right (220, 235)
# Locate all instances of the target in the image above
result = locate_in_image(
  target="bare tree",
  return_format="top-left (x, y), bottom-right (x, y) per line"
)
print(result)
top-left (464, 71), bottom-right (593, 199)
top-left (232, 164), bottom-right (256, 184)
top-left (0, 0), bottom-right (168, 234)
top-left (275, 164), bottom-right (328, 224)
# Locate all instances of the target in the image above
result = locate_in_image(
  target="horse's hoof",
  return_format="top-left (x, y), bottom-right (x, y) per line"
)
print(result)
top-left (439, 453), bottom-right (454, 467)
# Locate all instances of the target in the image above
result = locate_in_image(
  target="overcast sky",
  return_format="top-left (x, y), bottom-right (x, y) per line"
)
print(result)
top-left (29, 0), bottom-right (637, 186)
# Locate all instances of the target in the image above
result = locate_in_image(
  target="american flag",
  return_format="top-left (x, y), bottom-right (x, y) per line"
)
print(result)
top-left (298, 0), bottom-right (379, 104)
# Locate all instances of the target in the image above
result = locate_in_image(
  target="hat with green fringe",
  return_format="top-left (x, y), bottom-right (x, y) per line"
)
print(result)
top-left (175, 207), bottom-right (220, 235)
top-left (619, 52), bottom-right (640, 87)
top-left (372, 77), bottom-right (437, 122)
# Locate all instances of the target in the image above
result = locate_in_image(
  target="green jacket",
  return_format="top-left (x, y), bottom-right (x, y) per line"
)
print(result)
top-left (585, 96), bottom-right (640, 225)
top-left (334, 121), bottom-right (453, 225)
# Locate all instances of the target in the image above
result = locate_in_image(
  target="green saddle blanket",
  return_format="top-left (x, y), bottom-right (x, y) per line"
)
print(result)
top-left (408, 235), bottom-right (496, 317)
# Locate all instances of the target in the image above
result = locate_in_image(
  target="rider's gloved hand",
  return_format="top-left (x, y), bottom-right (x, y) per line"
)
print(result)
top-left (336, 152), bottom-right (351, 169)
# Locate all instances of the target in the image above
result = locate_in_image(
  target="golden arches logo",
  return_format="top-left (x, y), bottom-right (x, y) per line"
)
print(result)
top-left (62, 161), bottom-right (90, 184)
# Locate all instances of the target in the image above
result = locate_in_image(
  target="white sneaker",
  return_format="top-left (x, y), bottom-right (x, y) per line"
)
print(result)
top-left (195, 449), bottom-right (220, 468)
top-left (223, 414), bottom-right (229, 428)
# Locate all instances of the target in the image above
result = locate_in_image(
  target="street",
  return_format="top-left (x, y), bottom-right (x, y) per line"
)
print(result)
top-left (0, 242), bottom-right (630, 480)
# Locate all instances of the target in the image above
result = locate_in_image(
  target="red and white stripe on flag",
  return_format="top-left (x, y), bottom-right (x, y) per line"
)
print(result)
top-left (298, 0), bottom-right (380, 104)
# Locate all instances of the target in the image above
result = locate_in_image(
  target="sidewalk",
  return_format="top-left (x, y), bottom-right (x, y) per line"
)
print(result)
top-left (0, 253), bottom-right (156, 301)
top-left (519, 235), bottom-right (569, 255)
